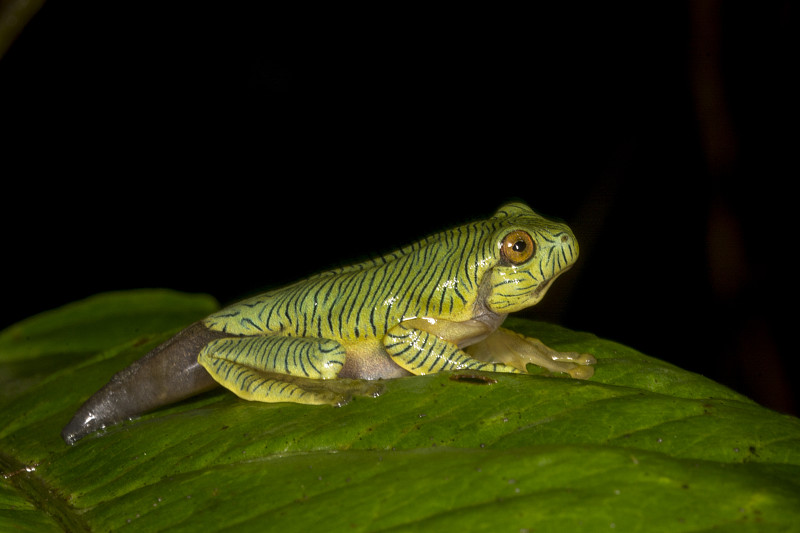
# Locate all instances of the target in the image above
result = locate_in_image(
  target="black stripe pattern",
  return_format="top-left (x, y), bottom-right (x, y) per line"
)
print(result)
top-left (199, 202), bottom-right (579, 397)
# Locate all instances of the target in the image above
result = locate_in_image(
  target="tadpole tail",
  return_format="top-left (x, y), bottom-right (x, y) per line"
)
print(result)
top-left (61, 322), bottom-right (228, 445)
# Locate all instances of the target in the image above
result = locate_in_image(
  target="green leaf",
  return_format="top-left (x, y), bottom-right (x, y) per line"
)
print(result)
top-left (1, 290), bottom-right (799, 532)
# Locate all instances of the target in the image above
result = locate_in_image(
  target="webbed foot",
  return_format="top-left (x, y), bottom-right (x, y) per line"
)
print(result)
top-left (467, 327), bottom-right (596, 379)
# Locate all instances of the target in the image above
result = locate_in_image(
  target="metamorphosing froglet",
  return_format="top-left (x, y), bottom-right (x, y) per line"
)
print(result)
top-left (62, 202), bottom-right (595, 444)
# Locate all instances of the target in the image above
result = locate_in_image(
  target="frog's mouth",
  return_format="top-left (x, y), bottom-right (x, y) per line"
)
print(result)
top-left (531, 263), bottom-right (572, 301)
top-left (481, 262), bottom-right (573, 314)
top-left (532, 277), bottom-right (552, 298)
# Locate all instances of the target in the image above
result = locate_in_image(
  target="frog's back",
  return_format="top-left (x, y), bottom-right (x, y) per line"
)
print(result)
top-left (203, 203), bottom-right (554, 342)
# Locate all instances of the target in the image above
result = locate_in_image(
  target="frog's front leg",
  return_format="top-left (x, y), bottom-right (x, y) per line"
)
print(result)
top-left (198, 335), bottom-right (380, 405)
top-left (467, 327), bottom-right (596, 379)
top-left (383, 319), bottom-right (523, 375)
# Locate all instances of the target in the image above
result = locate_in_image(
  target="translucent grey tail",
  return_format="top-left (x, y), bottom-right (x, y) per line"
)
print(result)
top-left (61, 322), bottom-right (227, 445)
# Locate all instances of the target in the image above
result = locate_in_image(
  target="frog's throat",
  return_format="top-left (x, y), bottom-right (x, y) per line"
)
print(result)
top-left (471, 306), bottom-right (507, 330)
top-left (470, 283), bottom-right (508, 341)
top-left (464, 308), bottom-right (508, 349)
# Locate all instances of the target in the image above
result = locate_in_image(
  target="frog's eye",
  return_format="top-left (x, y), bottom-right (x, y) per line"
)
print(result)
top-left (500, 230), bottom-right (535, 265)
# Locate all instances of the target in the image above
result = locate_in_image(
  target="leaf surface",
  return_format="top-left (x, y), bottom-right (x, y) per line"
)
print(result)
top-left (1, 291), bottom-right (798, 532)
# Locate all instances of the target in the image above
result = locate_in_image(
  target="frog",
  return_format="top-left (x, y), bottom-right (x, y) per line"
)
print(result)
top-left (61, 202), bottom-right (595, 444)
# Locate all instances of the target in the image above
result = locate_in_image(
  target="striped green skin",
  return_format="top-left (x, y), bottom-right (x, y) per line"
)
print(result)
top-left (382, 322), bottom-right (518, 375)
top-left (58, 204), bottom-right (583, 442)
top-left (202, 203), bottom-right (577, 347)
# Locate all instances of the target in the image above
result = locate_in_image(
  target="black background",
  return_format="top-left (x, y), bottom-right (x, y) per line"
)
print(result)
top-left (1, 3), bottom-right (795, 413)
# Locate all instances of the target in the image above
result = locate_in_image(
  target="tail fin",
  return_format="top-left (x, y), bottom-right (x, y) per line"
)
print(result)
top-left (61, 322), bottom-right (227, 444)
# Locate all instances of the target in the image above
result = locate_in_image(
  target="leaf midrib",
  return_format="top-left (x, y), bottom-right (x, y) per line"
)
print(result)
top-left (0, 451), bottom-right (90, 532)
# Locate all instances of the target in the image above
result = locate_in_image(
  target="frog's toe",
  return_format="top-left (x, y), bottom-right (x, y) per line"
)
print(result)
top-left (525, 360), bottom-right (594, 379)
top-left (295, 378), bottom-right (386, 407)
top-left (551, 350), bottom-right (596, 365)
top-left (557, 352), bottom-right (595, 379)
top-left (566, 364), bottom-right (595, 380)
top-left (358, 380), bottom-right (386, 398)
top-left (326, 379), bottom-right (386, 405)
top-left (574, 353), bottom-right (596, 366)
top-left (314, 389), bottom-right (353, 406)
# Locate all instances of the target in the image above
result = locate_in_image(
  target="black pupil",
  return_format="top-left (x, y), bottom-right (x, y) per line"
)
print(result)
top-left (512, 240), bottom-right (526, 252)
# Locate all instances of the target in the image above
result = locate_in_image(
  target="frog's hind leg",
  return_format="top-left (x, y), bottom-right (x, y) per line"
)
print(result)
top-left (200, 335), bottom-right (347, 380)
top-left (201, 366), bottom-right (372, 406)
top-left (198, 336), bottom-right (380, 405)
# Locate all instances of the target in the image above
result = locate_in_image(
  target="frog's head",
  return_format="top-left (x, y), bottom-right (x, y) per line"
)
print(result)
top-left (483, 202), bottom-right (579, 314)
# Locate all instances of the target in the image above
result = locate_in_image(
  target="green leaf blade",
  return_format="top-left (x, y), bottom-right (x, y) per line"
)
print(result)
top-left (2, 291), bottom-right (799, 532)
